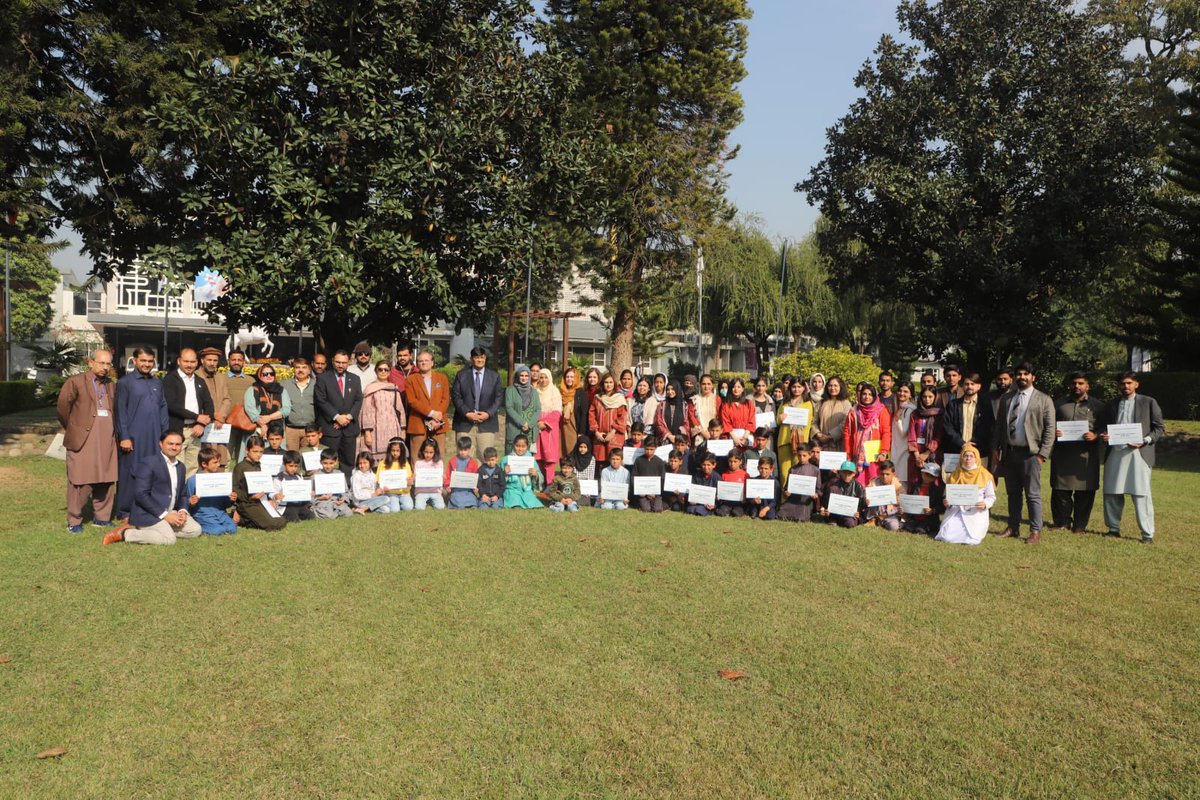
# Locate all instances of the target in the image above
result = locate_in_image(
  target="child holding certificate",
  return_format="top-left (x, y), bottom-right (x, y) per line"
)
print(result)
top-left (187, 447), bottom-right (238, 534)
top-left (746, 456), bottom-right (780, 521)
top-left (377, 438), bottom-right (414, 511)
top-left (599, 449), bottom-right (631, 510)
top-left (445, 436), bottom-right (480, 510)
top-left (313, 450), bottom-right (354, 519)
top-left (232, 434), bottom-right (287, 531)
top-left (351, 452), bottom-right (394, 514)
top-left (687, 453), bottom-right (720, 516)
top-left (934, 444), bottom-right (996, 545)
top-left (663, 451), bottom-right (690, 512)
top-left (477, 447), bottom-right (504, 509)
top-left (546, 459), bottom-right (582, 513)
top-left (714, 451), bottom-right (749, 518)
top-left (902, 462), bottom-right (944, 535)
top-left (412, 438), bottom-right (447, 511)
top-left (821, 460), bottom-right (865, 528)
top-left (864, 459), bottom-right (903, 531)
top-left (275, 450), bottom-right (316, 521)
top-left (632, 437), bottom-right (667, 513)
top-left (778, 444), bottom-right (821, 523)
top-left (502, 435), bottom-right (543, 509)
top-left (300, 425), bottom-right (324, 475)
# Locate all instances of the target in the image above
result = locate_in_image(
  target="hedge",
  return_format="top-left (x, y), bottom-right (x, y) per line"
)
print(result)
top-left (1131, 372), bottom-right (1200, 420)
top-left (0, 381), bottom-right (40, 415)
top-left (770, 348), bottom-right (880, 392)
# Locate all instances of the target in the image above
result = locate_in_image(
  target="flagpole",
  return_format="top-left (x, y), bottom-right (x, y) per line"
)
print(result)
top-left (696, 247), bottom-right (705, 371)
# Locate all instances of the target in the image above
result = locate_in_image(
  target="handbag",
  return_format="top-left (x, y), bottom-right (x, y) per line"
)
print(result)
top-left (227, 403), bottom-right (256, 431)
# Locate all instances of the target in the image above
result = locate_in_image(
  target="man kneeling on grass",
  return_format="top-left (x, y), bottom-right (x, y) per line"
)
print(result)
top-left (104, 431), bottom-right (202, 545)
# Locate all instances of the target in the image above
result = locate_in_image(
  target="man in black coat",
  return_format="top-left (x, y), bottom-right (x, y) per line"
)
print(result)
top-left (314, 350), bottom-right (363, 476)
top-left (162, 347), bottom-right (214, 474)
top-left (450, 346), bottom-right (503, 459)
top-left (943, 371), bottom-right (994, 460)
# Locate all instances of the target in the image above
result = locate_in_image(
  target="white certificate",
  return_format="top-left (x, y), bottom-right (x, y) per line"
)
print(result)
top-left (899, 494), bottom-right (930, 515)
top-left (688, 484), bottom-right (717, 505)
top-left (653, 446), bottom-right (671, 462)
top-left (194, 472), bottom-right (233, 498)
top-left (826, 493), bottom-right (860, 516)
top-left (745, 479), bottom-right (775, 499)
top-left (744, 459), bottom-right (759, 477)
top-left (259, 454), bottom-right (284, 476)
top-left (302, 450), bottom-right (323, 472)
top-left (600, 481), bottom-right (628, 501)
top-left (261, 497), bottom-right (282, 518)
top-left (663, 472), bottom-right (692, 493)
top-left (781, 406), bottom-right (811, 427)
top-left (1056, 420), bottom-right (1090, 442)
top-left (1107, 423), bottom-right (1143, 447)
top-left (378, 469), bottom-right (408, 490)
top-left (578, 479), bottom-right (599, 497)
top-left (313, 471), bottom-right (348, 495)
top-left (941, 453), bottom-right (960, 475)
top-left (787, 474), bottom-right (818, 496)
top-left (623, 446), bottom-right (645, 463)
top-left (819, 451), bottom-right (847, 471)
top-left (633, 476), bottom-right (661, 496)
top-left (731, 428), bottom-right (748, 441)
top-left (706, 439), bottom-right (734, 456)
top-left (865, 484), bottom-right (898, 507)
top-left (244, 471), bottom-right (274, 494)
top-left (755, 411), bottom-right (776, 430)
top-left (414, 467), bottom-right (443, 488)
top-left (200, 424), bottom-right (231, 444)
top-left (945, 484), bottom-right (982, 506)
top-left (281, 479), bottom-right (313, 503)
top-left (506, 455), bottom-right (537, 473)
top-left (717, 480), bottom-right (744, 502)
top-left (449, 470), bottom-right (479, 490)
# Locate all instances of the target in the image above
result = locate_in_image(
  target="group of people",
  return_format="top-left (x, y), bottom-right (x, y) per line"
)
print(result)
top-left (56, 344), bottom-right (1164, 547)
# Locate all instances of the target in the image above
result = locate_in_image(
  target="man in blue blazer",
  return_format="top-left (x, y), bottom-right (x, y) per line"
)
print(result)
top-left (314, 349), bottom-right (363, 476)
top-left (104, 431), bottom-right (203, 545)
top-left (450, 346), bottom-right (503, 458)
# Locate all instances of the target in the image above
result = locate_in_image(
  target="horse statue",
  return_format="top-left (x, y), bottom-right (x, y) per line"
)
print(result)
top-left (226, 327), bottom-right (275, 358)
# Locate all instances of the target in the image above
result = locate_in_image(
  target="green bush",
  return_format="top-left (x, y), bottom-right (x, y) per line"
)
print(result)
top-left (0, 381), bottom-right (40, 415)
top-left (771, 348), bottom-right (880, 390)
top-left (1131, 372), bottom-right (1200, 420)
top-left (668, 359), bottom-right (701, 383)
top-left (711, 370), bottom-right (751, 384)
top-left (39, 375), bottom-right (70, 407)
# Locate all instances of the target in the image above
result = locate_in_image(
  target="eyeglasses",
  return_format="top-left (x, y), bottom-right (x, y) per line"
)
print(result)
top-left (377, 367), bottom-right (390, 373)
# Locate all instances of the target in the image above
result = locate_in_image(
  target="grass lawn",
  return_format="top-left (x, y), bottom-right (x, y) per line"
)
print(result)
top-left (1, 447), bottom-right (1197, 798)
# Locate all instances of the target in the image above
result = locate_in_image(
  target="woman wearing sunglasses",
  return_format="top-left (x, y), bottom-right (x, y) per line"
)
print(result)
top-left (242, 365), bottom-right (290, 459)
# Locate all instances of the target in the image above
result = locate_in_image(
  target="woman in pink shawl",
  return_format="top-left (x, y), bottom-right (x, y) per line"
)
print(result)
top-left (535, 368), bottom-right (563, 483)
top-left (360, 360), bottom-right (407, 461)
top-left (844, 383), bottom-right (892, 487)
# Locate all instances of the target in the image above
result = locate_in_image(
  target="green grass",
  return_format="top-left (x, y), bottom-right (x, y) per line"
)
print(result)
top-left (1, 451), bottom-right (1197, 798)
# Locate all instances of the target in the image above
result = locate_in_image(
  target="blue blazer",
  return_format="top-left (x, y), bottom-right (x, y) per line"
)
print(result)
top-left (451, 367), bottom-right (503, 433)
top-left (129, 455), bottom-right (187, 529)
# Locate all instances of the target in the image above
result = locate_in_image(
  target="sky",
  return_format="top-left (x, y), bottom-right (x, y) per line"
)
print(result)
top-left (725, 0), bottom-right (903, 242)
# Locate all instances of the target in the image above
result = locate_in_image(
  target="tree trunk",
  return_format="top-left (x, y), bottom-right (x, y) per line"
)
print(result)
top-left (610, 300), bottom-right (637, 375)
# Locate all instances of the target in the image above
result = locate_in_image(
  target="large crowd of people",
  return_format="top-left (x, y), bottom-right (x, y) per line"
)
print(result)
top-left (55, 343), bottom-right (1165, 548)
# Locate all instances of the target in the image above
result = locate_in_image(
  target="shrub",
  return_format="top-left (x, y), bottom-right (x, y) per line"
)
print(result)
top-left (667, 359), bottom-right (701, 383)
top-left (771, 347), bottom-right (880, 390)
top-left (39, 375), bottom-right (69, 407)
top-left (0, 381), bottom-right (40, 415)
top-left (711, 370), bottom-right (751, 384)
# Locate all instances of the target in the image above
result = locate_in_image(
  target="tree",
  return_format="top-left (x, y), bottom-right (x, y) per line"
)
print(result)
top-left (798, 0), bottom-right (1153, 371)
top-left (2, 241), bottom-right (59, 342)
top-left (546, 0), bottom-right (749, 374)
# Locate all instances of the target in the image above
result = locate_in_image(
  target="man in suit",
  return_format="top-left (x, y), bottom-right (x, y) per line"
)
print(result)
top-left (314, 349), bottom-right (363, 476)
top-left (162, 347), bottom-right (214, 474)
top-left (56, 348), bottom-right (119, 532)
top-left (450, 346), bottom-right (503, 459)
top-left (103, 431), bottom-right (202, 545)
top-left (991, 362), bottom-right (1056, 544)
top-left (943, 371), bottom-right (994, 458)
top-left (405, 349), bottom-right (450, 456)
top-left (115, 346), bottom-right (170, 521)
top-left (1101, 373), bottom-right (1165, 544)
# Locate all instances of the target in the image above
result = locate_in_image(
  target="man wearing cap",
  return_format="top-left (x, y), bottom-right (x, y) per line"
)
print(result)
top-left (991, 362), bottom-right (1055, 545)
top-left (196, 346), bottom-right (232, 465)
top-left (347, 341), bottom-right (375, 384)
top-left (450, 346), bottom-right (502, 458)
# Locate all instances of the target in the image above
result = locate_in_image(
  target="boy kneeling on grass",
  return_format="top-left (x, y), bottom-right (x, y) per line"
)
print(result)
top-left (187, 446), bottom-right (238, 534)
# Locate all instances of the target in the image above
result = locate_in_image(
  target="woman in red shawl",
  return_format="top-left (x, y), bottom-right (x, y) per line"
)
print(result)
top-left (844, 383), bottom-right (892, 486)
top-left (589, 373), bottom-right (628, 464)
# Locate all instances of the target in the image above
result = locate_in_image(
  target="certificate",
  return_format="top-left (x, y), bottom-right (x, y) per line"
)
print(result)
top-left (687, 484), bottom-right (716, 505)
top-left (744, 459), bottom-right (759, 477)
top-left (717, 480), bottom-right (744, 502)
top-left (865, 484), bottom-right (898, 507)
top-left (745, 479), bottom-right (775, 499)
top-left (663, 472), bottom-right (692, 493)
top-left (600, 481), bottom-right (628, 501)
top-left (1107, 423), bottom-right (1143, 447)
top-left (623, 446), bottom-right (645, 463)
top-left (1056, 420), bottom-right (1090, 442)
top-left (941, 453), bottom-right (960, 475)
top-left (313, 471), bottom-right (348, 495)
top-left (261, 497), bottom-right (282, 518)
top-left (578, 479), bottom-right (599, 497)
top-left (781, 406), bottom-right (810, 427)
top-left (414, 467), bottom-right (443, 488)
top-left (378, 469), bottom-right (408, 490)
top-left (787, 474), bottom-right (818, 496)
top-left (706, 439), bottom-right (734, 456)
top-left (731, 428), bottom-right (748, 441)
top-left (200, 424), bottom-right (231, 444)
top-left (945, 484), bottom-right (982, 506)
top-left (755, 411), bottom-right (776, 430)
top-left (194, 472), bottom-right (233, 498)
top-left (633, 476), bottom-right (661, 496)
top-left (826, 493), bottom-right (860, 517)
top-left (280, 479), bottom-right (313, 503)
top-left (899, 494), bottom-right (930, 515)
top-left (653, 446), bottom-right (671, 462)
top-left (259, 454), bottom-right (284, 476)
top-left (449, 470), bottom-right (479, 490)
top-left (244, 471), bottom-right (274, 495)
top-left (302, 450), bottom-right (323, 472)
top-left (819, 451), bottom-right (847, 471)
top-left (506, 455), bottom-right (537, 473)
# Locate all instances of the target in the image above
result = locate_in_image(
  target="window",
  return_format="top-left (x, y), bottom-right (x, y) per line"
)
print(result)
top-left (115, 271), bottom-right (183, 313)
top-left (72, 291), bottom-right (101, 316)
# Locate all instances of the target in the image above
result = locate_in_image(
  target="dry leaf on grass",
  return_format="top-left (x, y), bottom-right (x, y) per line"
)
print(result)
top-left (36, 747), bottom-right (66, 759)
top-left (419, 587), bottom-right (430, 593)
top-left (718, 669), bottom-right (747, 681)
top-left (1018, 564), bottom-right (1033, 569)
top-left (636, 562), bottom-right (666, 574)
top-left (578, 537), bottom-right (590, 542)
top-left (659, 539), bottom-right (671, 547)
top-left (0, 658), bottom-right (11, 665)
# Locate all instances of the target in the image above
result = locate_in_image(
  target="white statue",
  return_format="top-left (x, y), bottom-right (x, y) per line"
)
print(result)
top-left (226, 327), bottom-right (274, 358)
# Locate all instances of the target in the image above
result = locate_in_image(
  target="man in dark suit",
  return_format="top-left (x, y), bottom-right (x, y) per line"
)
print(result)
top-left (943, 371), bottom-right (994, 458)
top-left (450, 346), bottom-right (503, 459)
top-left (314, 349), bottom-right (363, 475)
top-left (103, 431), bottom-right (202, 545)
top-left (991, 362), bottom-right (1056, 545)
top-left (1101, 373), bottom-right (1165, 543)
top-left (162, 347), bottom-right (214, 474)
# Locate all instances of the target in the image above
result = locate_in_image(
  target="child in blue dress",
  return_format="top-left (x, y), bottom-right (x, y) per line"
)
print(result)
top-left (186, 447), bottom-right (237, 534)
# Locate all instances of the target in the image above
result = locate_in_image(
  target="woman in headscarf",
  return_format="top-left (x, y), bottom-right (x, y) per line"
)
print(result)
top-left (808, 372), bottom-right (827, 405)
top-left (716, 378), bottom-right (731, 401)
top-left (559, 366), bottom-right (580, 455)
top-left (589, 372), bottom-right (628, 464)
top-left (618, 368), bottom-right (636, 399)
top-left (682, 374), bottom-right (699, 401)
top-left (812, 375), bottom-right (850, 451)
top-left (908, 386), bottom-right (944, 479)
top-left (935, 444), bottom-right (996, 545)
top-left (651, 372), bottom-right (668, 403)
top-left (627, 376), bottom-right (657, 437)
top-left (359, 360), bottom-right (406, 461)
top-left (535, 368), bottom-right (563, 482)
top-left (504, 364), bottom-right (541, 455)
top-left (692, 374), bottom-right (722, 438)
top-left (891, 383), bottom-right (917, 485)
top-left (844, 383), bottom-right (892, 487)
top-left (776, 378), bottom-right (815, 477)
top-left (243, 365), bottom-right (291, 459)
top-left (655, 380), bottom-right (699, 445)
top-left (719, 377), bottom-right (756, 448)
top-left (574, 367), bottom-right (602, 444)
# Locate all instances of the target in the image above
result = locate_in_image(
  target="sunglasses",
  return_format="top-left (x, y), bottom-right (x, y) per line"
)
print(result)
top-left (259, 371), bottom-right (275, 377)
top-left (377, 367), bottom-right (391, 373)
